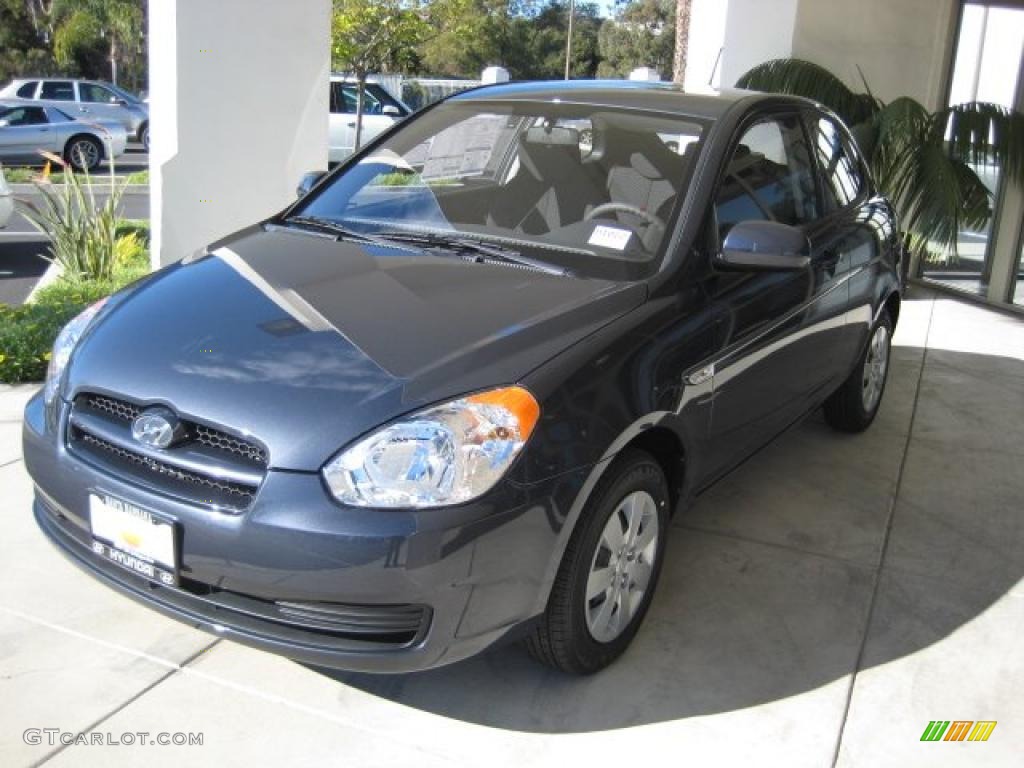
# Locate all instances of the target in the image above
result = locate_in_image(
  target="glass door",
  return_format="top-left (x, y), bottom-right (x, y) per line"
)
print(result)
top-left (921, 2), bottom-right (1024, 296)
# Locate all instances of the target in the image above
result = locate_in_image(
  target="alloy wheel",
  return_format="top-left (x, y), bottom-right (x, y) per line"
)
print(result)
top-left (585, 490), bottom-right (660, 643)
top-left (70, 140), bottom-right (99, 171)
top-left (861, 324), bottom-right (890, 412)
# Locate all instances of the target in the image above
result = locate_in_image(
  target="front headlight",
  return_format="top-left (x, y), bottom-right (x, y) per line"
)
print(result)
top-left (322, 386), bottom-right (540, 509)
top-left (44, 298), bottom-right (107, 405)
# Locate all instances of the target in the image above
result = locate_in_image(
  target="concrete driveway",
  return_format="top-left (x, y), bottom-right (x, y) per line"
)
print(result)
top-left (1, 286), bottom-right (1021, 767)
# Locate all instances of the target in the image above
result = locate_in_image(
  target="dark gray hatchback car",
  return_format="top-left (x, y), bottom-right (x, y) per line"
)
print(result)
top-left (24, 81), bottom-right (901, 674)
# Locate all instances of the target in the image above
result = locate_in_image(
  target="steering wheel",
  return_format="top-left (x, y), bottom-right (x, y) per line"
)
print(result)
top-left (585, 202), bottom-right (663, 229)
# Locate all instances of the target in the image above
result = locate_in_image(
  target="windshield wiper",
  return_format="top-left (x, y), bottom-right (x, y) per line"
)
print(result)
top-left (375, 230), bottom-right (569, 276)
top-left (282, 215), bottom-right (388, 246)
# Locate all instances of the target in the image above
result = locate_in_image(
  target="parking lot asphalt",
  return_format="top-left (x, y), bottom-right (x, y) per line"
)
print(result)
top-left (0, 285), bottom-right (1021, 767)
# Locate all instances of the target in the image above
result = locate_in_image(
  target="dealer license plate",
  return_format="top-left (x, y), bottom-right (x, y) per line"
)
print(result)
top-left (89, 494), bottom-right (178, 586)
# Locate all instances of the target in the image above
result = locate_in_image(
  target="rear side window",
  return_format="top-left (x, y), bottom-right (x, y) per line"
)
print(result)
top-left (715, 114), bottom-right (819, 241)
top-left (16, 81), bottom-right (38, 98)
top-left (812, 116), bottom-right (864, 210)
top-left (40, 81), bottom-right (75, 101)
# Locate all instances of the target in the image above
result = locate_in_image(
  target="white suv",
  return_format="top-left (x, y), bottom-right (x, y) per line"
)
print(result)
top-left (0, 78), bottom-right (149, 150)
top-left (329, 77), bottom-right (410, 164)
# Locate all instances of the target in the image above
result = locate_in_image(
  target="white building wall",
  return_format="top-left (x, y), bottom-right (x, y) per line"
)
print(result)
top-left (149, 0), bottom-right (330, 267)
top-left (718, 0), bottom-right (800, 89)
top-left (791, 0), bottom-right (958, 110)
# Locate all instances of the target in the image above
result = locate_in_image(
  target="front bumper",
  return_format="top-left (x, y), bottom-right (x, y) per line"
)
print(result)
top-left (24, 392), bottom-right (587, 672)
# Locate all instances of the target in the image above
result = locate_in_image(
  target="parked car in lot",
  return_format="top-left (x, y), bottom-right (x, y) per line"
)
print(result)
top-left (328, 76), bottom-right (410, 163)
top-left (0, 78), bottom-right (149, 150)
top-left (0, 165), bottom-right (12, 228)
top-left (0, 103), bottom-right (126, 171)
top-left (24, 81), bottom-right (901, 675)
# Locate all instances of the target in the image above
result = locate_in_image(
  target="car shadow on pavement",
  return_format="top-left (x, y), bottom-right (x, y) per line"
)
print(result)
top-left (312, 341), bottom-right (1024, 734)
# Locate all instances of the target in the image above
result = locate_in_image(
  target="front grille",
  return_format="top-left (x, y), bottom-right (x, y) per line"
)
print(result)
top-left (73, 428), bottom-right (256, 508)
top-left (86, 393), bottom-right (140, 422)
top-left (78, 393), bottom-right (267, 467)
top-left (67, 393), bottom-right (267, 512)
top-left (193, 423), bottom-right (267, 464)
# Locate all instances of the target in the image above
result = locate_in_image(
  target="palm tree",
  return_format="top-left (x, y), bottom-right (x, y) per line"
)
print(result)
top-left (736, 58), bottom-right (1024, 265)
top-left (673, 0), bottom-right (692, 84)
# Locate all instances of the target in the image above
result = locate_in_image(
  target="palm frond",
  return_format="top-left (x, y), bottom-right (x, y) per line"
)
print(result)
top-left (735, 58), bottom-right (880, 126)
top-left (937, 101), bottom-right (1024, 184)
top-left (894, 143), bottom-right (991, 261)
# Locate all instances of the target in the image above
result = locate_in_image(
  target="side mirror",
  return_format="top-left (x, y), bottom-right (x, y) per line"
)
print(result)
top-left (381, 104), bottom-right (401, 117)
top-left (296, 170), bottom-right (327, 199)
top-left (111, 97), bottom-right (128, 106)
top-left (716, 220), bottom-right (811, 271)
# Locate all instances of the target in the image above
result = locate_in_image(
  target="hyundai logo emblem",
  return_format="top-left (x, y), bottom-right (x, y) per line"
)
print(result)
top-left (131, 407), bottom-right (183, 449)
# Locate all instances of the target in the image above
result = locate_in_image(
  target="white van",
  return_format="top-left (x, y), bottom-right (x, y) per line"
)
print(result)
top-left (329, 77), bottom-right (411, 164)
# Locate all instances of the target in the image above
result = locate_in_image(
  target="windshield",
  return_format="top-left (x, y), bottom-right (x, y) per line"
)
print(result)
top-left (293, 101), bottom-right (706, 280)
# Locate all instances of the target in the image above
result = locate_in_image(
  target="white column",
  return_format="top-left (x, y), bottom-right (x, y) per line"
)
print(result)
top-left (718, 0), bottom-right (799, 89)
top-left (149, 0), bottom-right (331, 267)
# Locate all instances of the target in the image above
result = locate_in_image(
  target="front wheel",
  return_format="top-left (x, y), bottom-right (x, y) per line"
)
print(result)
top-left (526, 449), bottom-right (670, 674)
top-left (65, 136), bottom-right (102, 172)
top-left (824, 309), bottom-right (893, 432)
top-left (139, 123), bottom-right (150, 152)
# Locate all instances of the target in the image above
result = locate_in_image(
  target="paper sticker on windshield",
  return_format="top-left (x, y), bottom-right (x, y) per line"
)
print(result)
top-left (588, 225), bottom-right (632, 251)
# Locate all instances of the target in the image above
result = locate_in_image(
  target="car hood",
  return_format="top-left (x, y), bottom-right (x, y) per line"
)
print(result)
top-left (67, 226), bottom-right (646, 470)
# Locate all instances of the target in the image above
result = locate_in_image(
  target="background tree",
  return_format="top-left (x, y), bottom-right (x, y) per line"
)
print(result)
top-left (332, 0), bottom-right (427, 151)
top-left (737, 58), bottom-right (1024, 264)
top-left (52, 0), bottom-right (144, 88)
top-left (0, 0), bottom-right (57, 82)
top-left (597, 0), bottom-right (674, 79)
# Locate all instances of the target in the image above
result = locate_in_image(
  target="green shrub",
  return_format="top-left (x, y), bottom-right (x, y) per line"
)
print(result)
top-left (19, 168), bottom-right (127, 282)
top-left (0, 300), bottom-right (85, 383)
top-left (0, 221), bottom-right (151, 384)
top-left (124, 169), bottom-right (150, 185)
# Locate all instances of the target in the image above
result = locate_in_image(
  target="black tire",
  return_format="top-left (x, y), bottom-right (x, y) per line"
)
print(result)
top-left (824, 309), bottom-right (893, 433)
top-left (139, 123), bottom-right (150, 151)
top-left (526, 449), bottom-right (670, 674)
top-left (65, 136), bottom-right (103, 172)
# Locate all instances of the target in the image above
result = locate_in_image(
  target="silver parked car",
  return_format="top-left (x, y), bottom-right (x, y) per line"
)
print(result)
top-left (0, 103), bottom-right (127, 171)
top-left (0, 78), bottom-right (149, 150)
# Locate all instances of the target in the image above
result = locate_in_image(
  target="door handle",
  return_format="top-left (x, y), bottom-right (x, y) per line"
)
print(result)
top-left (346, 122), bottom-right (356, 128)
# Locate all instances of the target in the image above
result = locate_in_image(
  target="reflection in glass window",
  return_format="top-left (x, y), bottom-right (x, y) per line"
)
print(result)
top-left (813, 117), bottom-right (863, 210)
top-left (716, 116), bottom-right (819, 240)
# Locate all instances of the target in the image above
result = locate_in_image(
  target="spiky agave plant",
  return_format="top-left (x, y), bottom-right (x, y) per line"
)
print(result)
top-left (736, 58), bottom-right (1024, 264)
top-left (19, 152), bottom-right (126, 283)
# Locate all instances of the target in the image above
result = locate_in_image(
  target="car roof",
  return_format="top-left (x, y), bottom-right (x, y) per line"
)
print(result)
top-left (6, 77), bottom-right (107, 84)
top-left (448, 80), bottom-right (806, 121)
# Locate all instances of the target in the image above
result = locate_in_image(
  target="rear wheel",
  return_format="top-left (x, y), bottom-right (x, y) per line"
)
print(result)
top-left (65, 136), bottom-right (102, 172)
top-left (526, 449), bottom-right (669, 674)
top-left (824, 309), bottom-right (893, 432)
